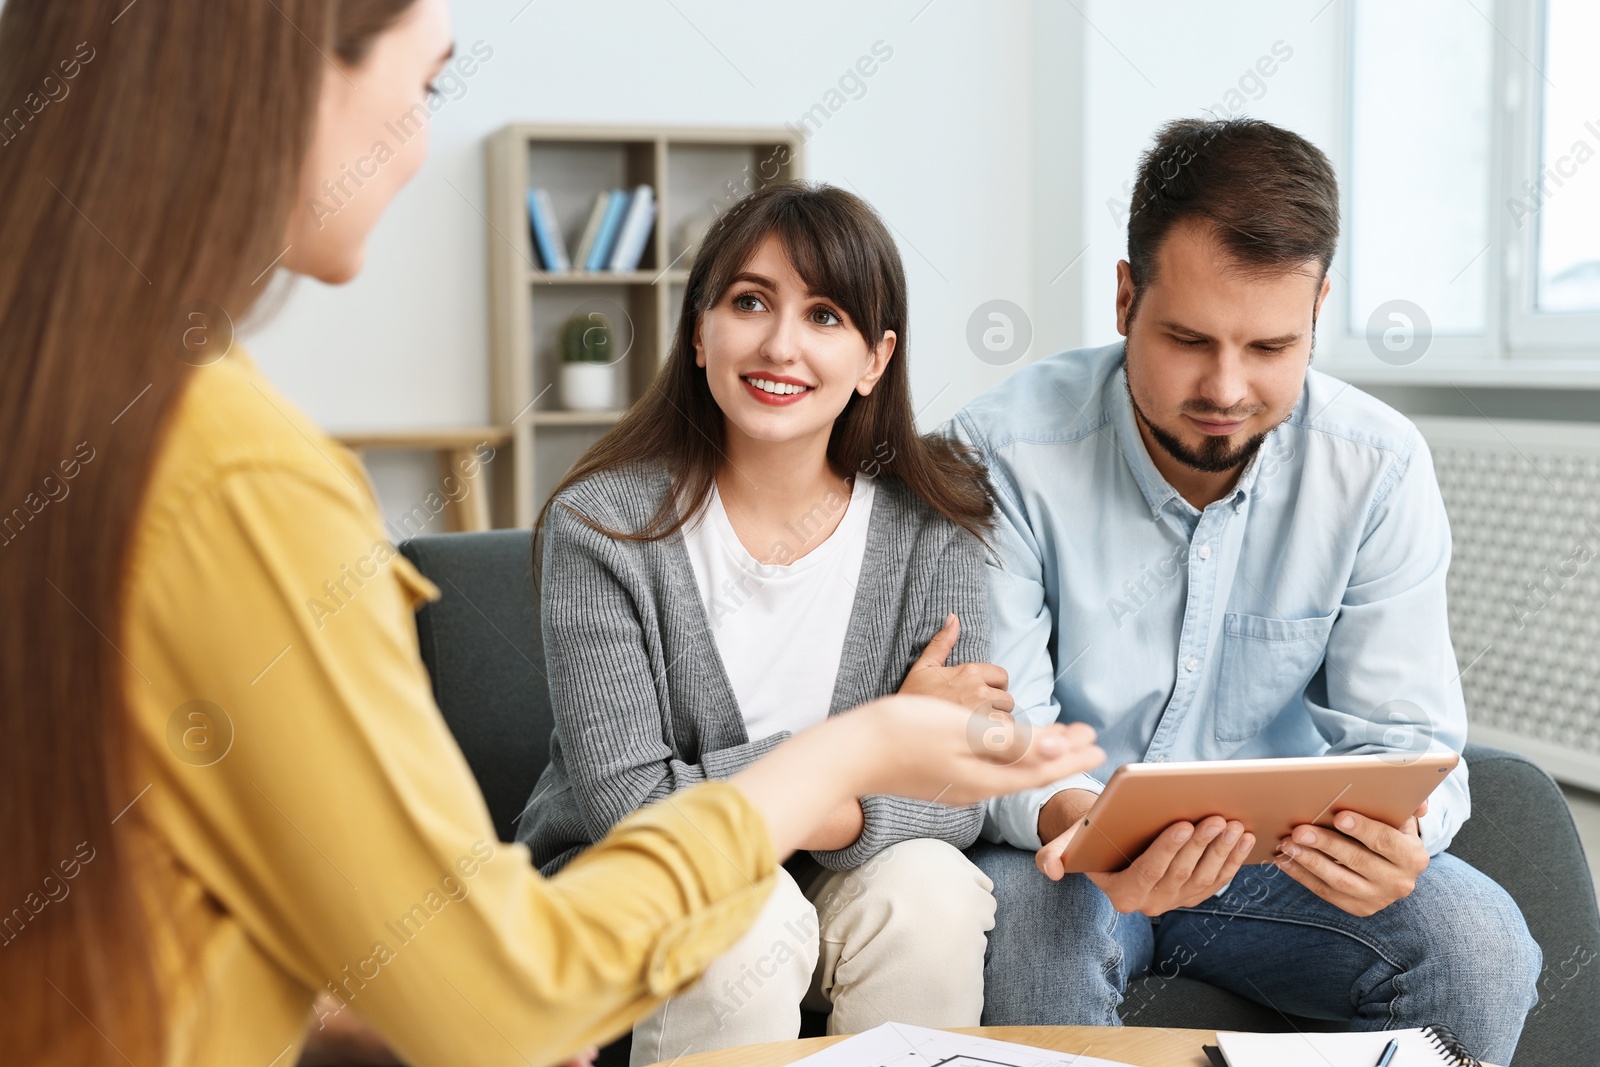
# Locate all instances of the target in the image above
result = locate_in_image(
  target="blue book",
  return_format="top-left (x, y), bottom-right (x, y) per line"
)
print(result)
top-left (607, 185), bottom-right (656, 272)
top-left (525, 187), bottom-right (569, 271)
top-left (585, 189), bottom-right (629, 272)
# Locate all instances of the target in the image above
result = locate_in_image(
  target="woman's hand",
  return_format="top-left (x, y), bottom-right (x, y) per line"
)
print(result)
top-left (846, 694), bottom-right (1100, 806)
top-left (730, 694), bottom-right (1103, 860)
top-left (898, 614), bottom-right (1014, 714)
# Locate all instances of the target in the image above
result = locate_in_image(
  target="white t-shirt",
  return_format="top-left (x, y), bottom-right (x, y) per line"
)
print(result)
top-left (683, 475), bottom-right (876, 741)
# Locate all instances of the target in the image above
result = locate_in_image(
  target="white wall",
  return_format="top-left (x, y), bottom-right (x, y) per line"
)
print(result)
top-left (244, 0), bottom-right (1059, 528)
top-left (252, 0), bottom-right (1474, 532)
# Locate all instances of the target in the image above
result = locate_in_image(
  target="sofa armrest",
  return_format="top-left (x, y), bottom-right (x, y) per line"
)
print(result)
top-left (1450, 743), bottom-right (1600, 1059)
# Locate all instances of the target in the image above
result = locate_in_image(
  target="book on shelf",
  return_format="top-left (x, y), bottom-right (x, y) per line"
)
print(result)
top-left (606, 184), bottom-right (656, 272)
top-left (570, 191), bottom-right (612, 271)
top-left (583, 189), bottom-right (629, 272)
top-left (525, 187), bottom-right (570, 272)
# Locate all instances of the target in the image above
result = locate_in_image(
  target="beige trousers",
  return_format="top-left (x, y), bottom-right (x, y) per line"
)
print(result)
top-left (628, 838), bottom-right (996, 1067)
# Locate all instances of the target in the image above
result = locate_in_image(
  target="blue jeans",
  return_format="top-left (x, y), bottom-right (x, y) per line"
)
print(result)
top-left (970, 843), bottom-right (1542, 1065)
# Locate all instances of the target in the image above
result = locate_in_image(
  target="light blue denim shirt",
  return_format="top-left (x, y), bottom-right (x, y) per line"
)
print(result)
top-left (951, 342), bottom-right (1469, 857)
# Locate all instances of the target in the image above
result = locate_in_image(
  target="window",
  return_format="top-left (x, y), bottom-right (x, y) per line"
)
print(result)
top-left (1345, 1), bottom-right (1494, 345)
top-left (1530, 0), bottom-right (1600, 315)
top-left (1337, 0), bottom-right (1600, 378)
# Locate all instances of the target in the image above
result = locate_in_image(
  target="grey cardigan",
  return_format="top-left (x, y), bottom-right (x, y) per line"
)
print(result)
top-left (514, 464), bottom-right (991, 875)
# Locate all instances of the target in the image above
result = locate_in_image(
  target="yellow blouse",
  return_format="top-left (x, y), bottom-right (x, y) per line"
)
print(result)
top-left (115, 348), bottom-right (776, 1066)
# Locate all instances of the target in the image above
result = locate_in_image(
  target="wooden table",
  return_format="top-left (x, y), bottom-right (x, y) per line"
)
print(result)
top-left (651, 1026), bottom-right (1220, 1067)
top-left (651, 1026), bottom-right (1506, 1067)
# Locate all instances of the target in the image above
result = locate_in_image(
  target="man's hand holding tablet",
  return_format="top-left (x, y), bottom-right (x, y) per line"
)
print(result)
top-left (1275, 800), bottom-right (1430, 917)
top-left (1036, 787), bottom-right (1255, 915)
top-left (1030, 752), bottom-right (1456, 917)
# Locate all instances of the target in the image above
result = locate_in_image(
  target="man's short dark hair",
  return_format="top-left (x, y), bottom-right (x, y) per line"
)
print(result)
top-left (1126, 118), bottom-right (1340, 307)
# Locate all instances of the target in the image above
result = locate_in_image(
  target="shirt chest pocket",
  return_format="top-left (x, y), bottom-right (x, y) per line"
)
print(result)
top-left (1214, 609), bottom-right (1338, 742)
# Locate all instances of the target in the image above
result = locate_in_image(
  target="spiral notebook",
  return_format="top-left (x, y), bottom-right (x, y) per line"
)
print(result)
top-left (1204, 1025), bottom-right (1483, 1066)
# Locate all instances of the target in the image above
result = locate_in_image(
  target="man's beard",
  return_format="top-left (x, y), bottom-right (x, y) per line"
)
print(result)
top-left (1124, 365), bottom-right (1273, 475)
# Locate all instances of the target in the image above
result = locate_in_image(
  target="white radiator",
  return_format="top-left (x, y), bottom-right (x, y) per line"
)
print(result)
top-left (1414, 416), bottom-right (1600, 791)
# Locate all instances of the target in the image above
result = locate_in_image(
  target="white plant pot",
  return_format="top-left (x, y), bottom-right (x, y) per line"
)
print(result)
top-left (560, 361), bottom-right (618, 412)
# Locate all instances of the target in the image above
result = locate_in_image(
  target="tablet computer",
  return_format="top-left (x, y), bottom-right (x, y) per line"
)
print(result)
top-left (1056, 751), bottom-right (1460, 874)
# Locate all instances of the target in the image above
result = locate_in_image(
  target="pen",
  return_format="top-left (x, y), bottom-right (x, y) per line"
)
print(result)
top-left (1373, 1038), bottom-right (1399, 1067)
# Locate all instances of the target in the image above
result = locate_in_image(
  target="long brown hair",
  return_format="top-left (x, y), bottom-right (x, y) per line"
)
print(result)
top-left (539, 180), bottom-right (993, 549)
top-left (0, 2), bottom-right (415, 1063)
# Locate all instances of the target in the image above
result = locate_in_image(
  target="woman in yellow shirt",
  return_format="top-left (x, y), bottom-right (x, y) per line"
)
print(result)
top-left (0, 2), bottom-right (1102, 1066)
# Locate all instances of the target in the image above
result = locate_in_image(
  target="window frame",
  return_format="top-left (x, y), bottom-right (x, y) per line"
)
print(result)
top-left (1322, 0), bottom-right (1600, 386)
top-left (1503, 0), bottom-right (1600, 355)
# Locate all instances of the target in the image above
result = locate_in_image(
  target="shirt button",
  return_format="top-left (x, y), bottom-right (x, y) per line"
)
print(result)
top-left (1184, 657), bottom-right (1199, 672)
top-left (1198, 544), bottom-right (1212, 560)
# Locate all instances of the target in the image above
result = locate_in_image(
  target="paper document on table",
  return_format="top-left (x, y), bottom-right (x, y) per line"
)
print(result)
top-left (1215, 1026), bottom-right (1479, 1065)
top-left (787, 1022), bottom-right (1137, 1067)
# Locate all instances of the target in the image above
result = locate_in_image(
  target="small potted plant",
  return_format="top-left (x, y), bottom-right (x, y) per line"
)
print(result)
top-left (558, 310), bottom-right (618, 412)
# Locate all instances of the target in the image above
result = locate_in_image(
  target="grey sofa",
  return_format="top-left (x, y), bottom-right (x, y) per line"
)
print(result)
top-left (400, 529), bottom-right (1600, 1065)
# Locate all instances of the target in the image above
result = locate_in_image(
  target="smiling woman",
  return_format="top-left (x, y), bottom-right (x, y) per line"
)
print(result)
top-left (540, 180), bottom-right (994, 548)
top-left (520, 181), bottom-right (1032, 1064)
